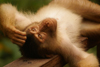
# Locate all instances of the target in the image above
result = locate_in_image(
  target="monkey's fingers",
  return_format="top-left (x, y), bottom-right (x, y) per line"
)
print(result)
top-left (12, 27), bottom-right (26, 36)
top-left (11, 37), bottom-right (26, 46)
top-left (12, 40), bottom-right (24, 46)
top-left (14, 34), bottom-right (27, 40)
top-left (15, 30), bottom-right (26, 36)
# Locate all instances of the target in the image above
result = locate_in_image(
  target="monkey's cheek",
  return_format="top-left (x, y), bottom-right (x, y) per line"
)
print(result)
top-left (37, 38), bottom-right (45, 43)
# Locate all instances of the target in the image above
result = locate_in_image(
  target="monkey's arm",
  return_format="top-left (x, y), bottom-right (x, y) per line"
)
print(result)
top-left (58, 40), bottom-right (99, 67)
top-left (52, 0), bottom-right (100, 22)
top-left (0, 4), bottom-right (26, 46)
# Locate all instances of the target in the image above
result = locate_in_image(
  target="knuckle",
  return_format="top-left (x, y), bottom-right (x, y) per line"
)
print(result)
top-left (9, 28), bottom-right (14, 32)
top-left (12, 29), bottom-right (17, 33)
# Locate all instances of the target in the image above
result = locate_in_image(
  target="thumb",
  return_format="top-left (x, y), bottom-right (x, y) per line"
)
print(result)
top-left (13, 27), bottom-right (26, 35)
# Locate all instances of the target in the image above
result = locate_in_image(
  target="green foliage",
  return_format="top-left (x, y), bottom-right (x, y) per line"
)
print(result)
top-left (90, 0), bottom-right (100, 4)
top-left (0, 38), bottom-right (22, 67)
top-left (0, 0), bottom-right (51, 12)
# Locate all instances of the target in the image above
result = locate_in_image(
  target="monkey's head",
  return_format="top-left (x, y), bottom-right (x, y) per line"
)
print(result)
top-left (20, 18), bottom-right (58, 58)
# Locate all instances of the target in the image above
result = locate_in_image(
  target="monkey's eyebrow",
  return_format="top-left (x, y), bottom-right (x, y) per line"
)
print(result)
top-left (23, 22), bottom-right (39, 31)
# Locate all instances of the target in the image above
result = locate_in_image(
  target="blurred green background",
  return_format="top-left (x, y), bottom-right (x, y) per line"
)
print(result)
top-left (0, 0), bottom-right (100, 67)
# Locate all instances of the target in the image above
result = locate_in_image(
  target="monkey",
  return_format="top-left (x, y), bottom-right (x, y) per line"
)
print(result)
top-left (0, 0), bottom-right (100, 67)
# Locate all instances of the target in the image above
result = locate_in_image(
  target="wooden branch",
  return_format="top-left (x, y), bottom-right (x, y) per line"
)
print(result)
top-left (4, 55), bottom-right (66, 67)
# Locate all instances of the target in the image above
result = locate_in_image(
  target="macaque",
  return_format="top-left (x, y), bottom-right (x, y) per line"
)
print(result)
top-left (0, 0), bottom-right (100, 67)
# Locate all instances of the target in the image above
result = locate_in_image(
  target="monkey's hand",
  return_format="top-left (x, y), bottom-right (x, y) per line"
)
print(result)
top-left (4, 26), bottom-right (26, 46)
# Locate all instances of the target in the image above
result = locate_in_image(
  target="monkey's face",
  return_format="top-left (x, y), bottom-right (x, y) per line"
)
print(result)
top-left (29, 18), bottom-right (57, 42)
top-left (21, 18), bottom-right (57, 58)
